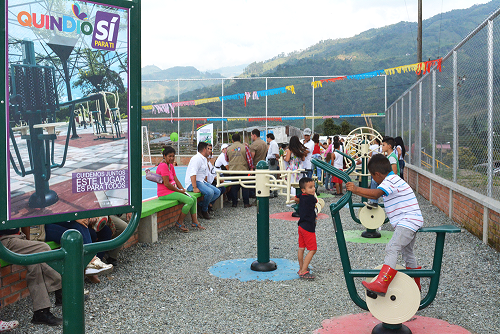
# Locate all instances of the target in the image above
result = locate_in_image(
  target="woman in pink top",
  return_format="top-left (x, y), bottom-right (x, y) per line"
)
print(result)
top-left (156, 146), bottom-right (204, 232)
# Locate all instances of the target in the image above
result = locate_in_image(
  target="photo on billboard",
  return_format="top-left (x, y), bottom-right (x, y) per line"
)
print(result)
top-left (6, 0), bottom-right (130, 220)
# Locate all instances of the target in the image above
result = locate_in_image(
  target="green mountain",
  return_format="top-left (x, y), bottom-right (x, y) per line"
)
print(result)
top-left (142, 1), bottom-right (500, 135)
top-left (142, 66), bottom-right (223, 103)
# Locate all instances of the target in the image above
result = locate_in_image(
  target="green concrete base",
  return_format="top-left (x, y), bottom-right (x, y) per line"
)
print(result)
top-left (344, 230), bottom-right (393, 244)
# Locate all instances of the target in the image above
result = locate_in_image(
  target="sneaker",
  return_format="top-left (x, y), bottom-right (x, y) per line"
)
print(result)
top-left (31, 308), bottom-right (62, 326)
top-left (365, 202), bottom-right (379, 210)
top-left (85, 258), bottom-right (113, 276)
top-left (0, 320), bottom-right (19, 331)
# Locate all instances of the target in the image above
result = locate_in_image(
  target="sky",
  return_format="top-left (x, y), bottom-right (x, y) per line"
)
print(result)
top-left (141, 0), bottom-right (492, 71)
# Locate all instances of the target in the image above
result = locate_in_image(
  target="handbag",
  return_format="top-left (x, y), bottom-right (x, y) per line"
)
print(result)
top-left (145, 168), bottom-right (163, 184)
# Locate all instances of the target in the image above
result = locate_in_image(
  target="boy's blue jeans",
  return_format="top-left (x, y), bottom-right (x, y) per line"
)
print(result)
top-left (367, 178), bottom-right (379, 205)
top-left (187, 181), bottom-right (221, 212)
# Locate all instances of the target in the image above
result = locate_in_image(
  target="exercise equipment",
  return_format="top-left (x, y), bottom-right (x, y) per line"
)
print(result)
top-left (317, 159), bottom-right (461, 334)
top-left (217, 160), bottom-right (301, 271)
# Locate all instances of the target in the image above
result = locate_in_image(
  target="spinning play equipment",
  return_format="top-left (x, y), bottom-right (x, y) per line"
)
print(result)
top-left (217, 160), bottom-right (312, 271)
top-left (317, 159), bottom-right (461, 334)
top-left (313, 152), bottom-right (390, 237)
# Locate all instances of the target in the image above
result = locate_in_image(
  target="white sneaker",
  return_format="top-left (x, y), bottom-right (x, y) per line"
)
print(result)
top-left (85, 258), bottom-right (113, 275)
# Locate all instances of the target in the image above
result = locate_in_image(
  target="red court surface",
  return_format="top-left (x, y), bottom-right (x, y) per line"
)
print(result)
top-left (270, 211), bottom-right (330, 221)
top-left (10, 179), bottom-right (101, 219)
top-left (54, 133), bottom-right (121, 148)
top-left (313, 313), bottom-right (471, 334)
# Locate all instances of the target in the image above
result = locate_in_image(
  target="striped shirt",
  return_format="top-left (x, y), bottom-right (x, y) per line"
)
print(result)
top-left (377, 172), bottom-right (423, 232)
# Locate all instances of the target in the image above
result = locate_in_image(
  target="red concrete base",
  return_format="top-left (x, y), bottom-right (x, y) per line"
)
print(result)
top-left (314, 313), bottom-right (471, 334)
top-left (270, 211), bottom-right (329, 221)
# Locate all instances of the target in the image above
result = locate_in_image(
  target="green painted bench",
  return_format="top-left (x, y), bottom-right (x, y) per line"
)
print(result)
top-left (141, 192), bottom-right (203, 218)
top-left (0, 241), bottom-right (60, 267)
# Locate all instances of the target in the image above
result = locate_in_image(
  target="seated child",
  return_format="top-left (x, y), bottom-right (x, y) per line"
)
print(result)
top-left (295, 177), bottom-right (318, 279)
top-left (346, 154), bottom-right (424, 296)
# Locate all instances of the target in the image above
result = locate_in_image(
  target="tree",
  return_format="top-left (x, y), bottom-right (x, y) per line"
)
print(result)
top-left (323, 119), bottom-right (341, 136)
top-left (340, 120), bottom-right (351, 135)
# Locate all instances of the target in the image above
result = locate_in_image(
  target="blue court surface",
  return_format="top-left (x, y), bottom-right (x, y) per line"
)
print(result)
top-left (142, 166), bottom-right (187, 201)
top-left (209, 258), bottom-right (308, 282)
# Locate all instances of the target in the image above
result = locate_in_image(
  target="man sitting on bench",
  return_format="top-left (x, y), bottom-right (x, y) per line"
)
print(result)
top-left (0, 227), bottom-right (62, 326)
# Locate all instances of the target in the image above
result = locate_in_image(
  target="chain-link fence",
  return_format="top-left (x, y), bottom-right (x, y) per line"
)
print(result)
top-left (386, 7), bottom-right (500, 201)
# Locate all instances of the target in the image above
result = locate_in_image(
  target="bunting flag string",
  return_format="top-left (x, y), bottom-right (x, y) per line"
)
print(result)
top-left (142, 58), bottom-right (443, 111)
top-left (417, 58), bottom-right (442, 75)
top-left (220, 93), bottom-right (245, 101)
top-left (257, 86), bottom-right (287, 97)
top-left (311, 81), bottom-right (323, 89)
top-left (172, 100), bottom-right (195, 108)
top-left (142, 113), bottom-right (385, 122)
top-left (285, 85), bottom-right (296, 94)
top-left (321, 76), bottom-right (346, 83)
top-left (346, 70), bottom-right (385, 80)
top-left (384, 63), bottom-right (420, 75)
top-left (195, 97), bottom-right (220, 105)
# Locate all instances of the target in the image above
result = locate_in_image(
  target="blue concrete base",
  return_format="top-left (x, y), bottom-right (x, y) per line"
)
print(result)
top-left (209, 258), bottom-right (307, 282)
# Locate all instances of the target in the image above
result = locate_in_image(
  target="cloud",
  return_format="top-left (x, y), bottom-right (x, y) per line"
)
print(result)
top-left (141, 0), bottom-right (489, 71)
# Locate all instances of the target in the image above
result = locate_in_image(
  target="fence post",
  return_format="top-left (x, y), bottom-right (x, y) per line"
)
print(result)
top-left (432, 70), bottom-right (436, 174)
top-left (395, 103), bottom-right (398, 137)
top-left (409, 91), bottom-right (412, 165)
top-left (453, 50), bottom-right (458, 183)
top-left (418, 81), bottom-right (422, 168)
top-left (401, 97), bottom-right (404, 143)
top-left (487, 20), bottom-right (494, 197)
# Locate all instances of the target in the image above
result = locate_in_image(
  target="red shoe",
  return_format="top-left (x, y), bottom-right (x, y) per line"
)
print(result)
top-left (406, 266), bottom-right (422, 291)
top-left (362, 264), bottom-right (397, 297)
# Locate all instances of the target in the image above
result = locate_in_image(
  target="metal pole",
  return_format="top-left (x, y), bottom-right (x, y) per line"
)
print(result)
top-left (409, 91), bottom-right (412, 165)
top-left (432, 70), bottom-right (436, 174)
top-left (265, 78), bottom-right (268, 136)
top-left (487, 20), bottom-right (494, 197)
top-left (453, 51), bottom-right (458, 182)
top-left (177, 79), bottom-right (180, 154)
top-left (312, 76), bottom-right (315, 132)
top-left (417, 0), bottom-right (423, 80)
top-left (418, 82), bottom-right (422, 168)
top-left (251, 161), bottom-right (277, 272)
top-left (61, 230), bottom-right (84, 334)
top-left (222, 79), bottom-right (224, 144)
top-left (401, 97), bottom-right (404, 144)
top-left (385, 75), bottom-right (387, 111)
top-left (395, 103), bottom-right (398, 137)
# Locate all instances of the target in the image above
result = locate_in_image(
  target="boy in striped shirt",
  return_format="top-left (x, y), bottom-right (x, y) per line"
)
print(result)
top-left (346, 154), bottom-right (423, 297)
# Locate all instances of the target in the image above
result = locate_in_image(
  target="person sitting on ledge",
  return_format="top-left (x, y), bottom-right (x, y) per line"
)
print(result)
top-left (185, 142), bottom-right (221, 219)
top-left (0, 226), bottom-right (62, 326)
top-left (157, 146), bottom-right (204, 232)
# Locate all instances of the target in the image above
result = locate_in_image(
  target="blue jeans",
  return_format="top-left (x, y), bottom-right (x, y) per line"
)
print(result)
top-left (45, 221), bottom-right (92, 244)
top-left (368, 178), bottom-right (379, 205)
top-left (187, 181), bottom-right (221, 212)
top-left (312, 154), bottom-right (322, 181)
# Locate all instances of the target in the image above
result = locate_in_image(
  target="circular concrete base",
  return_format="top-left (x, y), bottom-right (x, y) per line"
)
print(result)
top-left (313, 313), bottom-right (471, 334)
top-left (209, 258), bottom-right (305, 282)
top-left (270, 211), bottom-right (329, 221)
